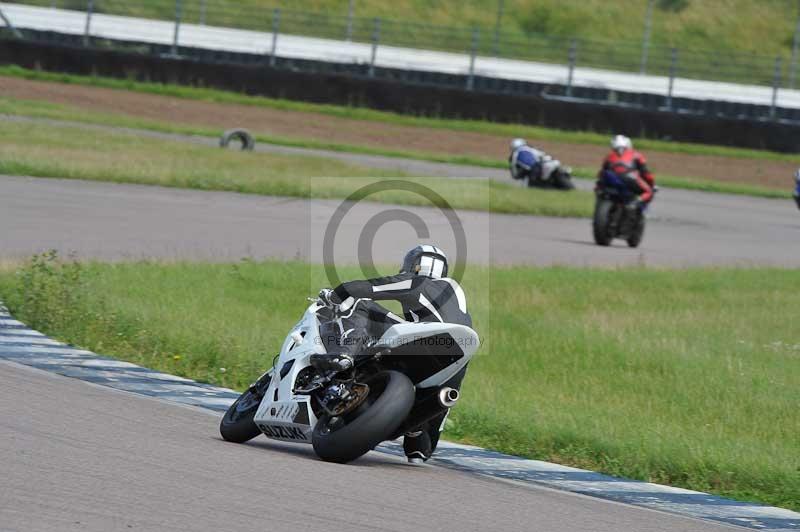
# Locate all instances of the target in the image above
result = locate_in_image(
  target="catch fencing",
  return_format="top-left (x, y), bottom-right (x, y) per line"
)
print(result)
top-left (0, 0), bottom-right (797, 122)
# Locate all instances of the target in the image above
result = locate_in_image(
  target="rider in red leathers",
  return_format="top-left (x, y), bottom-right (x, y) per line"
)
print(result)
top-left (599, 135), bottom-right (656, 209)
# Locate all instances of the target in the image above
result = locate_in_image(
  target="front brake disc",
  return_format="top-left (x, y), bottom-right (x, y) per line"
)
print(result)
top-left (329, 383), bottom-right (370, 416)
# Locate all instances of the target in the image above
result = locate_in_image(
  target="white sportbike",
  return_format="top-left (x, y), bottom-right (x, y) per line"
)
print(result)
top-left (220, 296), bottom-right (480, 463)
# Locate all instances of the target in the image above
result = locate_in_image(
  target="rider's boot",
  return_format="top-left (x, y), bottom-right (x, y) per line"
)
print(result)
top-left (312, 327), bottom-right (363, 373)
top-left (310, 352), bottom-right (354, 373)
top-left (403, 429), bottom-right (432, 464)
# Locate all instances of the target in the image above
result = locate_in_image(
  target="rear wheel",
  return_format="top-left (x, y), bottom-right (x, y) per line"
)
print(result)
top-left (593, 199), bottom-right (614, 246)
top-left (312, 371), bottom-right (414, 464)
top-left (553, 169), bottom-right (575, 190)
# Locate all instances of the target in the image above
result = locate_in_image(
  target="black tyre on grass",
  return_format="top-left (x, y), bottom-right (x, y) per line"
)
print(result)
top-left (312, 371), bottom-right (415, 464)
top-left (593, 199), bottom-right (614, 246)
top-left (220, 128), bottom-right (256, 151)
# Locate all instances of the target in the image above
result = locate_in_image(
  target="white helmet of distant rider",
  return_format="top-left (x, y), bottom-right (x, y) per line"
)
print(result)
top-left (611, 135), bottom-right (632, 155)
top-left (510, 138), bottom-right (527, 151)
top-left (795, 168), bottom-right (800, 183)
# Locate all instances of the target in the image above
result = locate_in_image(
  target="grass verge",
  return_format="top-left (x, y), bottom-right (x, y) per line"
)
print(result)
top-left (0, 119), bottom-right (594, 217)
top-left (0, 255), bottom-right (797, 510)
top-left (1, 95), bottom-right (793, 201)
top-left (3, 65), bottom-right (799, 163)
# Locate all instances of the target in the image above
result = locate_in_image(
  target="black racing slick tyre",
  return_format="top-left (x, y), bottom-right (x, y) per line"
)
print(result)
top-left (627, 213), bottom-right (645, 248)
top-left (220, 128), bottom-right (255, 151)
top-left (553, 170), bottom-right (575, 190)
top-left (220, 388), bottom-right (263, 443)
top-left (593, 199), bottom-right (614, 246)
top-left (312, 371), bottom-right (415, 464)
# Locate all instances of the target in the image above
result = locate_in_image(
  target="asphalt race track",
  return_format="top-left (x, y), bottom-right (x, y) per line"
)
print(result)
top-left (2, 173), bottom-right (799, 267)
top-left (0, 359), bottom-right (741, 532)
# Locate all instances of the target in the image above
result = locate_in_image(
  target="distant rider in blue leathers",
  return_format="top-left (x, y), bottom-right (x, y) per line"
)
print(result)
top-left (794, 168), bottom-right (800, 210)
top-left (509, 138), bottom-right (542, 184)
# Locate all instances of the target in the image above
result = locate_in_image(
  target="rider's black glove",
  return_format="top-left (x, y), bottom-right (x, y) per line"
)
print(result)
top-left (318, 288), bottom-right (340, 310)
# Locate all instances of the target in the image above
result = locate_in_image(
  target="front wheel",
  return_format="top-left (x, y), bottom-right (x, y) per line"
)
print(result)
top-left (627, 212), bottom-right (646, 248)
top-left (593, 199), bottom-right (614, 246)
top-left (312, 371), bottom-right (415, 464)
top-left (220, 372), bottom-right (271, 443)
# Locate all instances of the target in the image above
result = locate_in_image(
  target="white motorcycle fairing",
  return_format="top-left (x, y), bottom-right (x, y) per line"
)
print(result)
top-left (252, 302), bottom-right (479, 445)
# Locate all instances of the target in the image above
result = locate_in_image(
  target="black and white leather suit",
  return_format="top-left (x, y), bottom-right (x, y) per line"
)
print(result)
top-left (322, 271), bottom-right (472, 461)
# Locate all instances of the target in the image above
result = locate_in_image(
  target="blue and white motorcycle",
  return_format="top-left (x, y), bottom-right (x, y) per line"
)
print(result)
top-left (793, 172), bottom-right (800, 211)
top-left (220, 296), bottom-right (479, 463)
top-left (510, 148), bottom-right (575, 190)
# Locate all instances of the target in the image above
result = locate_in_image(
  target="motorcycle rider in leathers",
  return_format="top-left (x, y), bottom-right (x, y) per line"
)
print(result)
top-left (509, 138), bottom-right (563, 187)
top-left (793, 168), bottom-right (800, 210)
top-left (310, 245), bottom-right (472, 464)
top-left (600, 135), bottom-right (656, 210)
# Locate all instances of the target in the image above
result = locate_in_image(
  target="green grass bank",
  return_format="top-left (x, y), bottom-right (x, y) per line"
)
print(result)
top-left (0, 119), bottom-right (594, 218)
top-left (4, 66), bottom-right (798, 164)
top-left (0, 92), bottom-right (793, 201)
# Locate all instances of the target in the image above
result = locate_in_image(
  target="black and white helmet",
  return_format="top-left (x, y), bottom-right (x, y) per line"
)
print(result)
top-left (401, 245), bottom-right (448, 278)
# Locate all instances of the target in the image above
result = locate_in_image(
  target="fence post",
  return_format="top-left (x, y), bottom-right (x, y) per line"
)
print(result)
top-left (467, 29), bottom-right (479, 90)
top-left (199, 0), bottom-right (207, 25)
top-left (666, 47), bottom-right (678, 109)
top-left (566, 40), bottom-right (577, 96)
top-left (83, 0), bottom-right (93, 47)
top-left (172, 0), bottom-right (182, 56)
top-left (640, 0), bottom-right (655, 74)
top-left (346, 0), bottom-right (354, 41)
top-left (770, 56), bottom-right (782, 120)
top-left (270, 8), bottom-right (280, 67)
top-left (492, 0), bottom-right (504, 56)
top-left (790, 7), bottom-right (800, 88)
top-left (369, 17), bottom-right (381, 77)
top-left (0, 6), bottom-right (23, 39)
